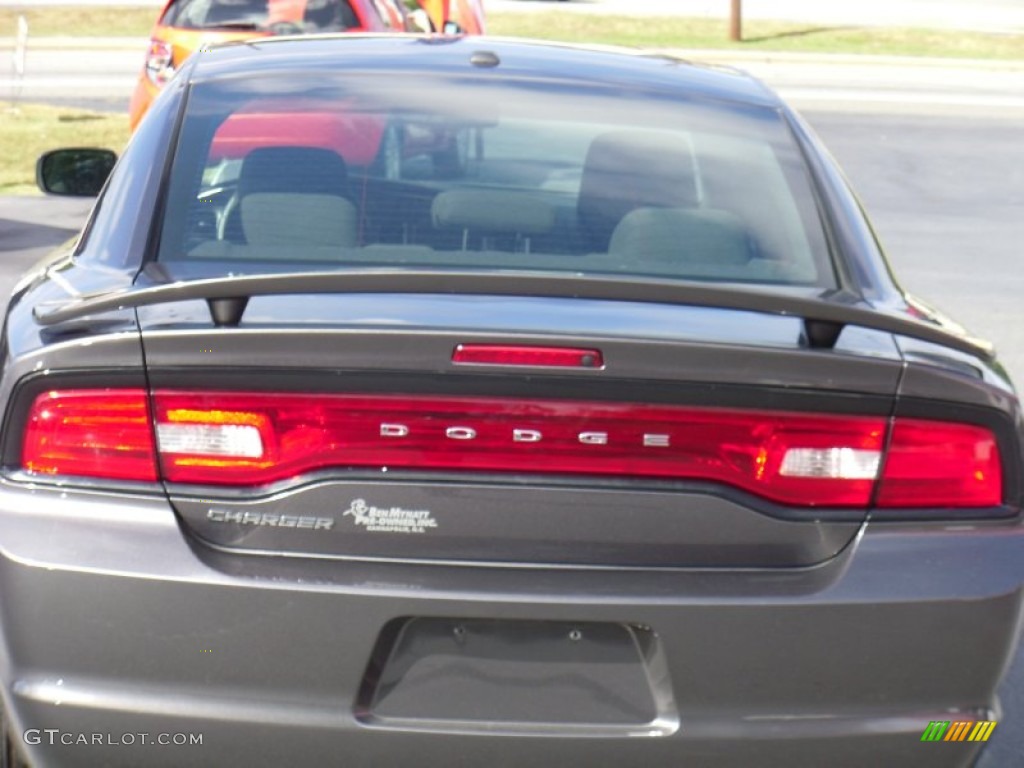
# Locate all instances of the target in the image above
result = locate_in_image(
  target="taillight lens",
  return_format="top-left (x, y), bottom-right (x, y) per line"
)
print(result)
top-left (150, 392), bottom-right (887, 505)
top-left (144, 39), bottom-right (175, 86)
top-left (17, 389), bottom-right (1007, 510)
top-left (22, 389), bottom-right (157, 482)
top-left (876, 419), bottom-right (1002, 507)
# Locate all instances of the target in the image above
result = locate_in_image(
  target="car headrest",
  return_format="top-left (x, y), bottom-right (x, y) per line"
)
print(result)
top-left (578, 130), bottom-right (700, 251)
top-left (240, 193), bottom-right (358, 248)
top-left (238, 146), bottom-right (350, 198)
top-left (432, 189), bottom-right (556, 235)
top-left (609, 207), bottom-right (751, 267)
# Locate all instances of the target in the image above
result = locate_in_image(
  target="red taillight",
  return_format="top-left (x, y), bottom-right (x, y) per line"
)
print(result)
top-left (149, 392), bottom-right (888, 506)
top-left (144, 39), bottom-right (175, 87)
top-left (22, 389), bottom-right (157, 482)
top-left (452, 345), bottom-right (604, 368)
top-left (876, 419), bottom-right (1003, 508)
top-left (16, 389), bottom-right (1007, 510)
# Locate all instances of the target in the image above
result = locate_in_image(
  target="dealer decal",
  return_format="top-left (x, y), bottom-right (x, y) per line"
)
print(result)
top-left (343, 498), bottom-right (438, 534)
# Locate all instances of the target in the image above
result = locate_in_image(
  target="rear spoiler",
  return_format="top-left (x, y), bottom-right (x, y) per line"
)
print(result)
top-left (32, 268), bottom-right (994, 360)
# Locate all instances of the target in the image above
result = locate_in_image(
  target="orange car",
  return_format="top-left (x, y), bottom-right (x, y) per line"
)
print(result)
top-left (417, 0), bottom-right (486, 34)
top-left (128, 0), bottom-right (485, 131)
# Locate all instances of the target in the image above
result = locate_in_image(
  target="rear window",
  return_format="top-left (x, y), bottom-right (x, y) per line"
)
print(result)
top-left (162, 0), bottom-right (361, 32)
top-left (158, 72), bottom-right (834, 287)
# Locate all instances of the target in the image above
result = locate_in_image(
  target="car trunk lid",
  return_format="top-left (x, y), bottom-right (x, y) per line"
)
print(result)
top-left (101, 267), bottom-right (918, 568)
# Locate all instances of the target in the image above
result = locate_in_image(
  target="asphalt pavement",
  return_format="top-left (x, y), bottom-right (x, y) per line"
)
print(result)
top-left (0, 196), bottom-right (90, 264)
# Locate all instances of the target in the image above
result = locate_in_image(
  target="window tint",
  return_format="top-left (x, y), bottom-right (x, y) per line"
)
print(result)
top-left (158, 74), bottom-right (834, 287)
top-left (163, 0), bottom-right (359, 32)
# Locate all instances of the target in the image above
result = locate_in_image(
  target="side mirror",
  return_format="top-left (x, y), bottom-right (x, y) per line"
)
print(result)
top-left (442, 20), bottom-right (462, 34)
top-left (36, 148), bottom-right (117, 197)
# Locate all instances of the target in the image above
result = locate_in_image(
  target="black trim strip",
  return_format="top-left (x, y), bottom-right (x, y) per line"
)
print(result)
top-left (144, 366), bottom-right (898, 415)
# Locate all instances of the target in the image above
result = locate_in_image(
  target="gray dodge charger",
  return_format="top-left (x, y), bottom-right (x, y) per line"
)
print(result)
top-left (1, 34), bottom-right (1021, 767)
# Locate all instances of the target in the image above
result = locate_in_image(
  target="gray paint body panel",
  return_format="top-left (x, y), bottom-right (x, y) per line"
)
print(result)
top-left (173, 480), bottom-right (859, 567)
top-left (133, 301), bottom-right (903, 566)
top-left (135, 298), bottom-right (905, 395)
top-left (0, 482), bottom-right (1016, 767)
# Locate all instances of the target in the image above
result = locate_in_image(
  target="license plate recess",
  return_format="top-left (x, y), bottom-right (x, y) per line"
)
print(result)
top-left (356, 617), bottom-right (678, 736)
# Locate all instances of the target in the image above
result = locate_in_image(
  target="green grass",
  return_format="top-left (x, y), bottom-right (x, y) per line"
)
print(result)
top-left (0, 6), bottom-right (156, 38)
top-left (0, 103), bottom-right (130, 195)
top-left (487, 12), bottom-right (1024, 60)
